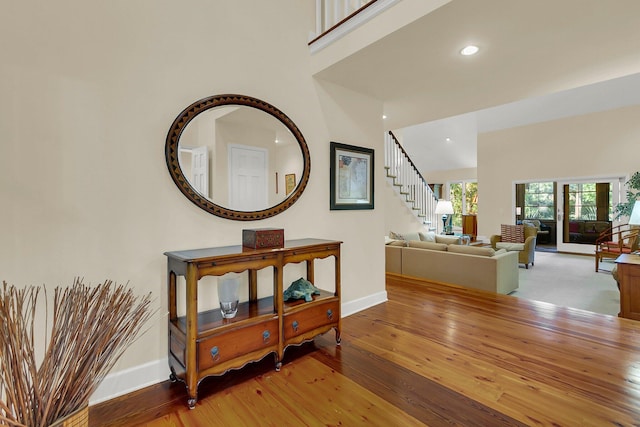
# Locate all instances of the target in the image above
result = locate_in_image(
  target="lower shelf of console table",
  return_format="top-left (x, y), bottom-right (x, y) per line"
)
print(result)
top-left (165, 239), bottom-right (342, 408)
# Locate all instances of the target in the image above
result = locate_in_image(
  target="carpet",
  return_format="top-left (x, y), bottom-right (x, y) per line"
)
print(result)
top-left (510, 251), bottom-right (619, 316)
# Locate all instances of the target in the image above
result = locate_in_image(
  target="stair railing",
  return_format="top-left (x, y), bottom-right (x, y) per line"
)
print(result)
top-left (312, 0), bottom-right (376, 42)
top-left (384, 131), bottom-right (439, 230)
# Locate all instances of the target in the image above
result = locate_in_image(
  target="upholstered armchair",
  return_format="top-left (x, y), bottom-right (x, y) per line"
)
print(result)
top-left (490, 225), bottom-right (537, 269)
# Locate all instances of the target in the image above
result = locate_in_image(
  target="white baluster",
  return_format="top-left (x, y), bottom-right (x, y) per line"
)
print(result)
top-left (316, 0), bottom-right (323, 35)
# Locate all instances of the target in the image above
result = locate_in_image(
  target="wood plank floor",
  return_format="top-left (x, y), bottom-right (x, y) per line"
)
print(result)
top-left (89, 275), bottom-right (640, 426)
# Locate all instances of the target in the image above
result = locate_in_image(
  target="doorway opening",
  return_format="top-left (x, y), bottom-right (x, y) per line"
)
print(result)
top-left (515, 177), bottom-right (624, 254)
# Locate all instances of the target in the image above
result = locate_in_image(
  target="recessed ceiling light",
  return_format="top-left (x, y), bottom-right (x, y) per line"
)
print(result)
top-left (382, 114), bottom-right (387, 119)
top-left (445, 137), bottom-right (452, 143)
top-left (460, 45), bottom-right (479, 56)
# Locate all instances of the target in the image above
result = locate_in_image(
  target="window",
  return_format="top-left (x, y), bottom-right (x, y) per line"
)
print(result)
top-left (523, 182), bottom-right (554, 220)
top-left (566, 182), bottom-right (611, 221)
top-left (449, 181), bottom-right (477, 228)
top-left (567, 183), bottom-right (596, 220)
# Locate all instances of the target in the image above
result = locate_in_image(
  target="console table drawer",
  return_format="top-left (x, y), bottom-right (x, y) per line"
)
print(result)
top-left (284, 301), bottom-right (339, 339)
top-left (198, 320), bottom-right (278, 371)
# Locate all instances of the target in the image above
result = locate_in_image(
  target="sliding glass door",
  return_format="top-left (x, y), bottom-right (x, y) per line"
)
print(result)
top-left (556, 178), bottom-right (622, 254)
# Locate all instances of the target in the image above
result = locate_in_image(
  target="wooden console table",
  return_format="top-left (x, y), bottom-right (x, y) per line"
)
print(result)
top-left (165, 238), bottom-right (341, 408)
top-left (615, 253), bottom-right (640, 320)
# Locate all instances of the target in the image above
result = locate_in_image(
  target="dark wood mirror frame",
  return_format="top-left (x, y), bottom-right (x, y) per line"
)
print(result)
top-left (165, 94), bottom-right (311, 221)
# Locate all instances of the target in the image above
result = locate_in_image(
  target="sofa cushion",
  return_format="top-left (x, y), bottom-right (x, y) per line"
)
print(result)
top-left (435, 235), bottom-right (461, 245)
top-left (419, 231), bottom-right (436, 242)
top-left (407, 240), bottom-right (448, 251)
top-left (501, 224), bottom-right (524, 243)
top-left (447, 244), bottom-right (496, 257)
top-left (387, 240), bottom-right (407, 247)
top-left (496, 242), bottom-right (525, 251)
top-left (495, 249), bottom-right (507, 255)
top-left (591, 221), bottom-right (611, 234)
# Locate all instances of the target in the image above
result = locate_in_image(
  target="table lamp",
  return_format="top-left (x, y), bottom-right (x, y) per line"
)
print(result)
top-left (435, 200), bottom-right (454, 234)
top-left (629, 200), bottom-right (640, 226)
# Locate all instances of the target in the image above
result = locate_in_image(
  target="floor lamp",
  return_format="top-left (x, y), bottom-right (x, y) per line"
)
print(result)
top-left (435, 200), bottom-right (454, 235)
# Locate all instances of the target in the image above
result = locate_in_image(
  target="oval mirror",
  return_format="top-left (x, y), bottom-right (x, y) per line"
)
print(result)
top-left (165, 94), bottom-right (311, 220)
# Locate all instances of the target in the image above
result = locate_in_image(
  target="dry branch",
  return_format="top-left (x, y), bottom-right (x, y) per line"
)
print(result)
top-left (0, 279), bottom-right (153, 427)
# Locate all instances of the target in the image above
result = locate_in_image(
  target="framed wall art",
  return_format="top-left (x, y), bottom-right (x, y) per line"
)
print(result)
top-left (329, 142), bottom-right (374, 210)
top-left (285, 173), bottom-right (296, 195)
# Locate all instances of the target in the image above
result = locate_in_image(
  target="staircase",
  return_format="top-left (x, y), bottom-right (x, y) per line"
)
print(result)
top-left (384, 131), bottom-right (439, 231)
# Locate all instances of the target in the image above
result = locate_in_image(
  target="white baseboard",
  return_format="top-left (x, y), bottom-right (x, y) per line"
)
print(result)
top-left (89, 358), bottom-right (168, 405)
top-left (89, 291), bottom-right (388, 404)
top-left (342, 290), bottom-right (388, 317)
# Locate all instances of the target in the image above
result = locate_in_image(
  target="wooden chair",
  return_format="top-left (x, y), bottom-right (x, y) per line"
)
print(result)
top-left (594, 224), bottom-right (639, 272)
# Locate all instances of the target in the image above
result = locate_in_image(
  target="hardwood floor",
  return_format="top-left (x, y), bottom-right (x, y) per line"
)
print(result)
top-left (90, 275), bottom-right (640, 426)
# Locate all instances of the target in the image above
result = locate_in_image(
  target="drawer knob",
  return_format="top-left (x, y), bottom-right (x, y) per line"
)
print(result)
top-left (292, 320), bottom-right (299, 333)
top-left (210, 346), bottom-right (220, 362)
top-left (327, 309), bottom-right (333, 320)
top-left (263, 330), bottom-right (271, 343)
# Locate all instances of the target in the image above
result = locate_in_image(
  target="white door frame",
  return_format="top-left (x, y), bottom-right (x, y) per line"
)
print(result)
top-left (555, 175), bottom-right (625, 254)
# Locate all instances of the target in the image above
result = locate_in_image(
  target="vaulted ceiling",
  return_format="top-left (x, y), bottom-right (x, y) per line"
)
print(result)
top-left (313, 0), bottom-right (640, 172)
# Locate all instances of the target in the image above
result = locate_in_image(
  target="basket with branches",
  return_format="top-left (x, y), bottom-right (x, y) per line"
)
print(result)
top-left (0, 278), bottom-right (154, 427)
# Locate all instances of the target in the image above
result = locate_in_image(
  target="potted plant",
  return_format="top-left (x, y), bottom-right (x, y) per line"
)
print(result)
top-left (614, 171), bottom-right (640, 220)
top-left (0, 278), bottom-right (153, 427)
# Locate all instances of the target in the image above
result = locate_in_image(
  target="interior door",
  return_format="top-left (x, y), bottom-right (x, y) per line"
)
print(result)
top-left (228, 144), bottom-right (268, 211)
top-left (190, 146), bottom-right (209, 198)
top-left (556, 177), bottom-right (622, 254)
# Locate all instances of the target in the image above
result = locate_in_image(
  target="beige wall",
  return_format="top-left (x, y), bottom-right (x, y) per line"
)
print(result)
top-left (477, 105), bottom-right (640, 238)
top-left (0, 1), bottom-right (386, 401)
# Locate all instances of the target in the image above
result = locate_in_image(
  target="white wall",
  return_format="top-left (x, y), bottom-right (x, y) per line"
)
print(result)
top-left (383, 180), bottom-right (427, 236)
top-left (0, 1), bottom-right (386, 402)
top-left (477, 105), bottom-right (640, 238)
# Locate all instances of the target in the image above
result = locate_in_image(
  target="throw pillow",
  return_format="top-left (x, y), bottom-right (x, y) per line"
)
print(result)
top-left (389, 231), bottom-right (405, 240)
top-left (387, 240), bottom-right (407, 247)
top-left (500, 224), bottom-right (524, 243)
top-left (419, 231), bottom-right (436, 242)
top-left (404, 232), bottom-right (421, 242)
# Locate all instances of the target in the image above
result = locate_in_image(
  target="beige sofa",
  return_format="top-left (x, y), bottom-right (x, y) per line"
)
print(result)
top-left (385, 241), bottom-right (519, 295)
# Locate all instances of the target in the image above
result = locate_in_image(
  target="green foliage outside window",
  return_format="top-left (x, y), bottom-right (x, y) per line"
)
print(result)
top-left (524, 182), bottom-right (554, 220)
top-left (450, 183), bottom-right (462, 227)
top-left (449, 181), bottom-right (477, 227)
top-left (567, 183), bottom-right (598, 220)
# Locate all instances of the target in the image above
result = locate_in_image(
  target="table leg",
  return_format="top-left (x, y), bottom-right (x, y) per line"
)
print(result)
top-left (185, 264), bottom-right (198, 409)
